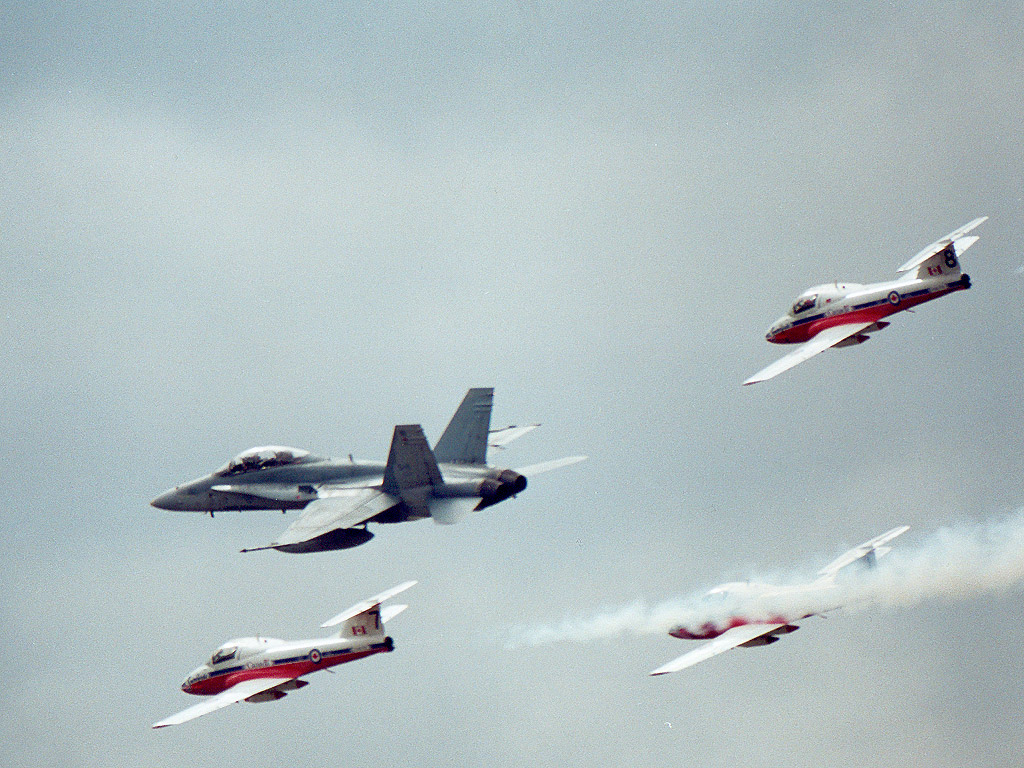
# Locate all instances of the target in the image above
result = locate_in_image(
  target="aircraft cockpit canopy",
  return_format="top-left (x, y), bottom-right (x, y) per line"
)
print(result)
top-left (790, 294), bottom-right (818, 315)
top-left (215, 446), bottom-right (319, 476)
top-left (209, 637), bottom-right (276, 665)
top-left (209, 644), bottom-right (238, 666)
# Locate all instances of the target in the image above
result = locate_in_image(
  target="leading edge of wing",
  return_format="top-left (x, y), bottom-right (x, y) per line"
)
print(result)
top-left (271, 489), bottom-right (399, 548)
top-left (743, 321), bottom-right (876, 386)
top-left (152, 677), bottom-right (297, 728)
top-left (648, 623), bottom-right (787, 676)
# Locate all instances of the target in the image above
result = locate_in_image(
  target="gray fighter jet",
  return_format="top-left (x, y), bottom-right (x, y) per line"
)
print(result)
top-left (152, 388), bottom-right (586, 553)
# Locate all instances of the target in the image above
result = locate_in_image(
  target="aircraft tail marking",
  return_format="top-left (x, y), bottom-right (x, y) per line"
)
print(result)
top-left (433, 387), bottom-right (494, 465)
top-left (321, 581), bottom-right (417, 639)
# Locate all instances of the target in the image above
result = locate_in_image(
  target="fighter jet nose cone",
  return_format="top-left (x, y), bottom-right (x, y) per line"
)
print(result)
top-left (151, 488), bottom-right (182, 510)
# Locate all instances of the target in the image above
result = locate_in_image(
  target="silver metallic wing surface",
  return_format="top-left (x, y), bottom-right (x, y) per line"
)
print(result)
top-left (152, 677), bottom-right (297, 728)
top-left (743, 321), bottom-right (876, 386)
top-left (272, 489), bottom-right (400, 548)
top-left (649, 623), bottom-right (787, 676)
top-left (896, 216), bottom-right (987, 273)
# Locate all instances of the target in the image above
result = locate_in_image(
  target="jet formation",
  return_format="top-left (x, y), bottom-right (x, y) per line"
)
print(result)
top-left (152, 388), bottom-right (586, 554)
top-left (745, 217), bottom-right (987, 385)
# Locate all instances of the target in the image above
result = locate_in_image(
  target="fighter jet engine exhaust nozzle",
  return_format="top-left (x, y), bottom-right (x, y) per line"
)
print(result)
top-left (475, 470), bottom-right (527, 511)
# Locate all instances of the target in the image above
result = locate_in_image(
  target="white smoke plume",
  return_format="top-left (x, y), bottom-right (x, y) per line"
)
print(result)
top-left (509, 509), bottom-right (1024, 647)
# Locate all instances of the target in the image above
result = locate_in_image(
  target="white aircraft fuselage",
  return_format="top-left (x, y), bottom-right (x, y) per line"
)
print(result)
top-left (181, 633), bottom-right (392, 698)
top-left (766, 270), bottom-right (970, 347)
top-left (667, 581), bottom-right (840, 641)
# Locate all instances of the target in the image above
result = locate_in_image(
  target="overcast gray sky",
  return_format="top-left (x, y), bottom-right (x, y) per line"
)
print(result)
top-left (3, 2), bottom-right (1024, 766)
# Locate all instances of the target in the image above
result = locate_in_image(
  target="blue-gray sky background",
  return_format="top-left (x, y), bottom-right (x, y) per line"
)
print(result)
top-left (3, 3), bottom-right (1023, 766)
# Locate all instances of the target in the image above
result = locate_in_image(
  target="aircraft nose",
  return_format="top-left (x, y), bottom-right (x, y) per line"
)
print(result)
top-left (151, 488), bottom-right (184, 510)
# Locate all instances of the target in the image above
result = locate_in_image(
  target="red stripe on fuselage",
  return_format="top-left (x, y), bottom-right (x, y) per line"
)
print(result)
top-left (670, 616), bottom-right (789, 640)
top-left (770, 285), bottom-right (960, 345)
top-left (185, 649), bottom-right (382, 696)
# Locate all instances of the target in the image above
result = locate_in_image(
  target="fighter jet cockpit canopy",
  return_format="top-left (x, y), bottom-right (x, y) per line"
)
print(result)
top-left (215, 445), bottom-right (321, 477)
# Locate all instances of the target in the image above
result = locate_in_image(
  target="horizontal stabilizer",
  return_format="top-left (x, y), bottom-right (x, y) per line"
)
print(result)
top-left (897, 217), bottom-right (987, 274)
top-left (380, 604), bottom-right (408, 623)
top-left (817, 525), bottom-right (909, 580)
top-left (321, 581), bottom-right (417, 628)
top-left (515, 455), bottom-right (588, 476)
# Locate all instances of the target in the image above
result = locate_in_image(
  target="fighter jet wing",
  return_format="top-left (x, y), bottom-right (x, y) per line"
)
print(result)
top-left (743, 321), bottom-right (876, 386)
top-left (648, 623), bottom-right (788, 676)
top-left (152, 676), bottom-right (297, 728)
top-left (271, 488), bottom-right (400, 548)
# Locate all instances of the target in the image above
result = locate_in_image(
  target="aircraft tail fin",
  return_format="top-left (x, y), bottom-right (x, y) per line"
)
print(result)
top-left (433, 388), bottom-right (494, 465)
top-left (896, 217), bottom-right (986, 278)
top-left (382, 425), bottom-right (444, 499)
top-left (816, 525), bottom-right (909, 582)
top-left (320, 581), bottom-right (417, 639)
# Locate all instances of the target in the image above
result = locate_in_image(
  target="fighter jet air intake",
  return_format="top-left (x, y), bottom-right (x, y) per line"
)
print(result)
top-left (744, 217), bottom-right (987, 385)
top-left (152, 388), bottom-right (586, 553)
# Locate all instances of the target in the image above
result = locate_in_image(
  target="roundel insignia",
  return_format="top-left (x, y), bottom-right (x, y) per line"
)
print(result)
top-left (309, 648), bottom-right (322, 664)
top-left (887, 290), bottom-right (900, 305)
top-left (945, 252), bottom-right (958, 269)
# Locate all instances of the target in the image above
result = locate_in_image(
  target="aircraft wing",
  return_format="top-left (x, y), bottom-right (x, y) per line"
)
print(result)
top-left (743, 321), bottom-right (876, 386)
top-left (896, 216), bottom-right (987, 274)
top-left (817, 525), bottom-right (909, 579)
top-left (271, 488), bottom-right (400, 549)
top-left (649, 623), bottom-right (788, 676)
top-left (152, 676), bottom-right (297, 728)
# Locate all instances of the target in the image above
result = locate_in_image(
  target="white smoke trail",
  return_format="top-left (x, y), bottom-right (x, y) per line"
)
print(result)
top-left (509, 509), bottom-right (1024, 647)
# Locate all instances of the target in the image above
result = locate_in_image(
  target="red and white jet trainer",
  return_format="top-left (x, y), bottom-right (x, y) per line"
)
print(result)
top-left (743, 217), bottom-right (987, 385)
top-left (649, 527), bottom-right (908, 676)
top-left (152, 581), bottom-right (415, 728)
